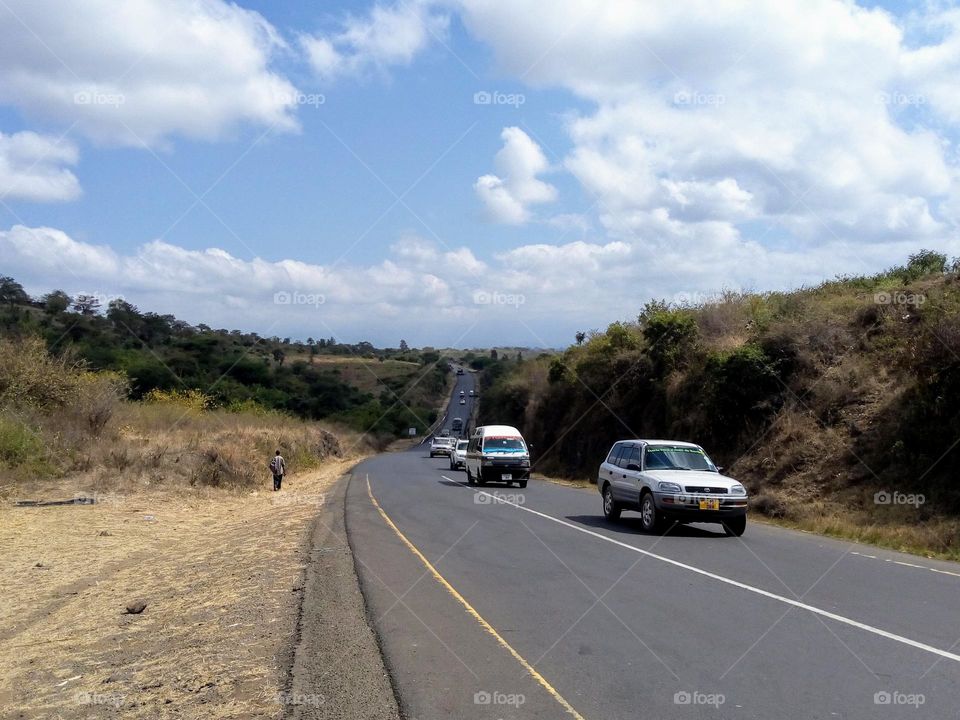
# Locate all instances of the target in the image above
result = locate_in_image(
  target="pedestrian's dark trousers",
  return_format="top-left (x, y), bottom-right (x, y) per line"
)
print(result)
top-left (273, 473), bottom-right (283, 490)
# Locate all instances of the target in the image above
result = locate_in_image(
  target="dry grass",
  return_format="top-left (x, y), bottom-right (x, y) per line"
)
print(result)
top-left (0, 454), bottom-right (364, 719)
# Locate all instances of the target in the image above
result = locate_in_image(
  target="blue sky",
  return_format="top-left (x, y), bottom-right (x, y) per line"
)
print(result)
top-left (2, 0), bottom-right (960, 348)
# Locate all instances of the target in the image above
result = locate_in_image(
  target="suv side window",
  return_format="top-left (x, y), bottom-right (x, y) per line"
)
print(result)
top-left (623, 446), bottom-right (641, 470)
top-left (606, 444), bottom-right (623, 465)
top-left (615, 445), bottom-right (634, 468)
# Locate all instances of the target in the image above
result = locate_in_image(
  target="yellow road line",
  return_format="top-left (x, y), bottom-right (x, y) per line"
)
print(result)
top-left (365, 474), bottom-right (587, 720)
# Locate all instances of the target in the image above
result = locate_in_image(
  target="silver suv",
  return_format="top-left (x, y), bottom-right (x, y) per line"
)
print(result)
top-left (597, 440), bottom-right (748, 536)
top-left (429, 436), bottom-right (457, 458)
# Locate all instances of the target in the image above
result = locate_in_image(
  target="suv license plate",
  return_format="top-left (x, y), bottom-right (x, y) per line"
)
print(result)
top-left (501, 474), bottom-right (512, 481)
top-left (699, 499), bottom-right (720, 511)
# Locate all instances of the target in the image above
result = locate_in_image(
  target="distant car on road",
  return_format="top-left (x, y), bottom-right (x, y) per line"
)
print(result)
top-left (456, 367), bottom-right (464, 375)
top-left (597, 440), bottom-right (748, 536)
top-left (449, 440), bottom-right (468, 470)
top-left (459, 397), bottom-right (466, 405)
top-left (465, 425), bottom-right (530, 488)
top-left (430, 436), bottom-right (457, 458)
top-left (451, 417), bottom-right (463, 434)
top-left (468, 389), bottom-right (475, 396)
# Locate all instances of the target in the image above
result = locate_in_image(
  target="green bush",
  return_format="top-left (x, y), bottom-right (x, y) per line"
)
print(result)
top-left (0, 415), bottom-right (48, 472)
top-left (642, 310), bottom-right (699, 374)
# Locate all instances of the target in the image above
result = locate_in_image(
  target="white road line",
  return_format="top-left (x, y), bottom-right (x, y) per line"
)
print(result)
top-left (851, 551), bottom-right (960, 578)
top-left (441, 476), bottom-right (960, 665)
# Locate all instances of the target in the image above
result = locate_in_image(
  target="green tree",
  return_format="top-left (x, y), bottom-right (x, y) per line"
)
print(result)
top-left (0, 276), bottom-right (29, 306)
top-left (43, 290), bottom-right (71, 316)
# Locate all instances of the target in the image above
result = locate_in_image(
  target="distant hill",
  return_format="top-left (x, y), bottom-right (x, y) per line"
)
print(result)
top-left (0, 277), bottom-right (446, 438)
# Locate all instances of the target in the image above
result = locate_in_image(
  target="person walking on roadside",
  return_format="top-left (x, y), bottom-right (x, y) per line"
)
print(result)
top-left (269, 450), bottom-right (285, 491)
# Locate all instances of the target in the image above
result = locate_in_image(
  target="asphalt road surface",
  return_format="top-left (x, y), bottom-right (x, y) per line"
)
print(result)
top-left (345, 377), bottom-right (960, 720)
top-left (431, 365), bottom-right (476, 440)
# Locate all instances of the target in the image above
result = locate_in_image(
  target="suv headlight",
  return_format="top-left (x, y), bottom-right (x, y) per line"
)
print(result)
top-left (730, 483), bottom-right (746, 496)
top-left (657, 481), bottom-right (682, 493)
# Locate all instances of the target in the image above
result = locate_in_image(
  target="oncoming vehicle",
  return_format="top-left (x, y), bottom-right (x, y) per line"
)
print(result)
top-left (456, 367), bottom-right (464, 375)
top-left (451, 417), bottom-right (464, 435)
top-left (465, 425), bottom-right (530, 488)
top-left (430, 436), bottom-right (457, 458)
top-left (459, 397), bottom-right (466, 405)
top-left (597, 440), bottom-right (748, 536)
top-left (449, 440), bottom-right (468, 470)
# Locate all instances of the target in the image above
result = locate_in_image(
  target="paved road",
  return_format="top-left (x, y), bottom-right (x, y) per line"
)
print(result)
top-left (346, 380), bottom-right (960, 720)
top-left (428, 365), bottom-right (476, 441)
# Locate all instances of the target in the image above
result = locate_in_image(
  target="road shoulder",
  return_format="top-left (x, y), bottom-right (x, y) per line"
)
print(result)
top-left (288, 473), bottom-right (400, 720)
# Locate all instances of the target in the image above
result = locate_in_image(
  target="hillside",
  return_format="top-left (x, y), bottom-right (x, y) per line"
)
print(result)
top-left (478, 251), bottom-right (960, 558)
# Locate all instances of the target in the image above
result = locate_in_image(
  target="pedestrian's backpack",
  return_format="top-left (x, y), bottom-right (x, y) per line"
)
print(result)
top-left (270, 456), bottom-right (281, 474)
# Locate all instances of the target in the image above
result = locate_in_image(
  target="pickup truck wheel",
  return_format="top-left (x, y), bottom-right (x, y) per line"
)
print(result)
top-left (602, 485), bottom-right (621, 521)
top-left (639, 492), bottom-right (661, 533)
top-left (723, 516), bottom-right (747, 537)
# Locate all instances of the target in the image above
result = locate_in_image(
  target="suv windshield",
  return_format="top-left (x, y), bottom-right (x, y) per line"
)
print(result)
top-left (482, 437), bottom-right (525, 453)
top-left (644, 446), bottom-right (714, 471)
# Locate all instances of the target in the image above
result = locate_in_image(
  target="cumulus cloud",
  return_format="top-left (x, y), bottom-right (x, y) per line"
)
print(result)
top-left (475, 127), bottom-right (557, 224)
top-left (0, 0), bottom-right (299, 147)
top-left (0, 131), bottom-right (80, 202)
top-left (301, 1), bottom-right (449, 80)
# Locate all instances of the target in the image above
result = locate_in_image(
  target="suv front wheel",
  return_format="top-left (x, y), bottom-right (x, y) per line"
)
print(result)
top-left (723, 516), bottom-right (747, 537)
top-left (639, 492), bottom-right (662, 533)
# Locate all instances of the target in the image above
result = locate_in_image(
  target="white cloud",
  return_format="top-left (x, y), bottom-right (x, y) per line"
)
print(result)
top-left (0, 131), bottom-right (80, 202)
top-left (453, 0), bottom-right (960, 293)
top-left (475, 127), bottom-right (557, 224)
top-left (301, 1), bottom-right (448, 80)
top-left (0, 0), bottom-right (298, 147)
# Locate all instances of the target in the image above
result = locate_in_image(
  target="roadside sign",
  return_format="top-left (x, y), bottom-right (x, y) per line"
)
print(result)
top-left (408, 427), bottom-right (417, 436)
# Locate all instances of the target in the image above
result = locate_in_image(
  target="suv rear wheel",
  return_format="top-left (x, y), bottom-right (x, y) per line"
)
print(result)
top-left (602, 485), bottom-right (621, 521)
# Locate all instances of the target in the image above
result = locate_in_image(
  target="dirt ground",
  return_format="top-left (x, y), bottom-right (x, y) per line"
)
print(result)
top-left (0, 456), bottom-right (363, 719)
